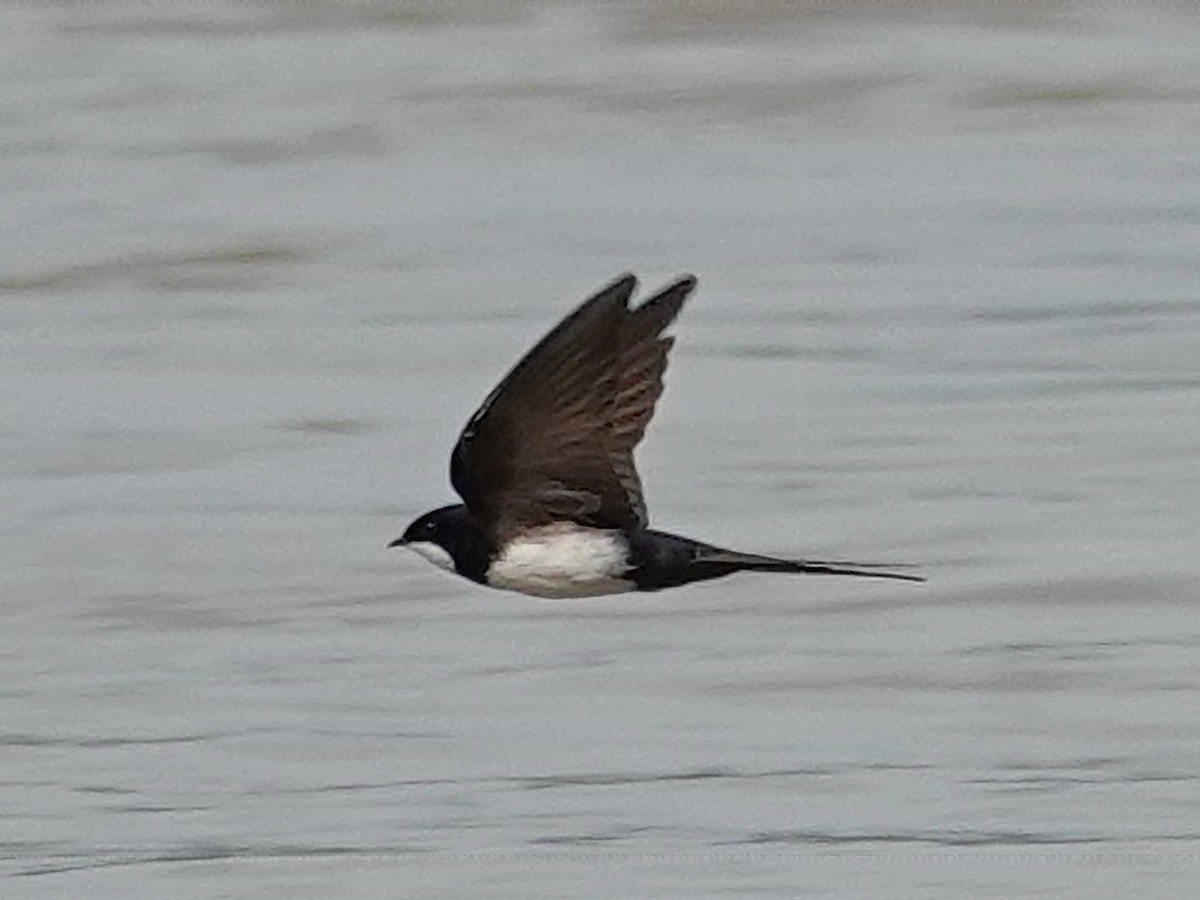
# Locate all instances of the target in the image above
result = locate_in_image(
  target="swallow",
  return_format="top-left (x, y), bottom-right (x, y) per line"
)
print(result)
top-left (390, 274), bottom-right (923, 597)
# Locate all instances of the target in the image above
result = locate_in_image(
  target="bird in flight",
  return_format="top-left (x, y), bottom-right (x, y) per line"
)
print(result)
top-left (390, 274), bottom-right (923, 597)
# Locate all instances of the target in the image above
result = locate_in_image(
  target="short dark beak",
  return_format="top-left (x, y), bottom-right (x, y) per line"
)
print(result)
top-left (387, 536), bottom-right (407, 549)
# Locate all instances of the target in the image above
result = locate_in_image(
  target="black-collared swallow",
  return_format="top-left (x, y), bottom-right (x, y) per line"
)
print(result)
top-left (390, 274), bottom-right (923, 597)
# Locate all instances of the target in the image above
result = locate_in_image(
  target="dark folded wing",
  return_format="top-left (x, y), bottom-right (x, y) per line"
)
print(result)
top-left (450, 273), bottom-right (696, 545)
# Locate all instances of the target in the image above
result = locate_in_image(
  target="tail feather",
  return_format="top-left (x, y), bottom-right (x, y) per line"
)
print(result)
top-left (696, 549), bottom-right (925, 583)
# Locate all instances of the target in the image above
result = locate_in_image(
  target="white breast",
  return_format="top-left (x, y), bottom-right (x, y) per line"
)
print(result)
top-left (405, 540), bottom-right (455, 573)
top-left (487, 524), bottom-right (633, 598)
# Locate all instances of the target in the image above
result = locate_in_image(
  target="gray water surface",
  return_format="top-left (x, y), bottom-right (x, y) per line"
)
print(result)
top-left (4, 2), bottom-right (1200, 897)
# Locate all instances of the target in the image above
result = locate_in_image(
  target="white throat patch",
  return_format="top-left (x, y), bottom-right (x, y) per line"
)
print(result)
top-left (487, 524), bottom-right (633, 598)
top-left (406, 541), bottom-right (455, 573)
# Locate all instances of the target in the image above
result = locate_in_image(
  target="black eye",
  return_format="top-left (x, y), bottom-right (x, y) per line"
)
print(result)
top-left (424, 522), bottom-right (435, 532)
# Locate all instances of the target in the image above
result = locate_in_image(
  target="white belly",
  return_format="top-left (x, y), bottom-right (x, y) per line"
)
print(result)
top-left (487, 524), bottom-right (633, 598)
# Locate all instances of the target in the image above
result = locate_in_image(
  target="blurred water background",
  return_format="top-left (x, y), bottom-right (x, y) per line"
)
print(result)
top-left (4, 1), bottom-right (1200, 896)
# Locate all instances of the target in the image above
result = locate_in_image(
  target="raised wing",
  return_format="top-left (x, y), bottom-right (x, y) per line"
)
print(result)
top-left (450, 273), bottom-right (696, 545)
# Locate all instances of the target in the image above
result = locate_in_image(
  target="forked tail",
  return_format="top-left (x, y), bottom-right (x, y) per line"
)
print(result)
top-left (696, 549), bottom-right (925, 583)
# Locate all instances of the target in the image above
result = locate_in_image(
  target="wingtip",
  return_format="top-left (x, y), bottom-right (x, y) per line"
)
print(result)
top-left (655, 274), bottom-right (698, 298)
top-left (630, 274), bottom-right (698, 328)
top-left (598, 273), bottom-right (697, 307)
top-left (609, 272), bottom-right (696, 290)
top-left (607, 272), bottom-right (638, 293)
top-left (581, 273), bottom-right (638, 314)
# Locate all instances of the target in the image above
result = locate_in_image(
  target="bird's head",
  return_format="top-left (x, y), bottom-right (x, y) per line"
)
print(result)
top-left (388, 504), bottom-right (476, 573)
